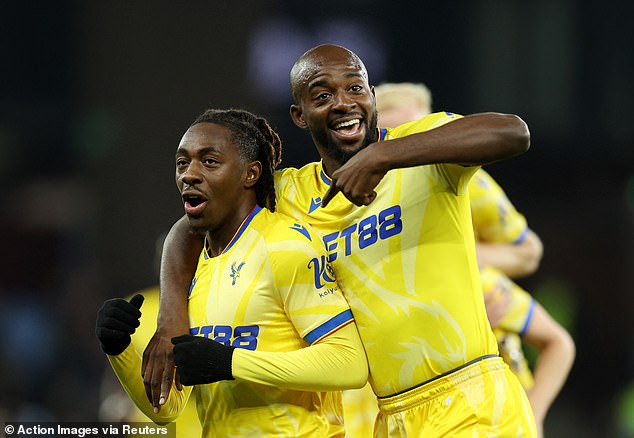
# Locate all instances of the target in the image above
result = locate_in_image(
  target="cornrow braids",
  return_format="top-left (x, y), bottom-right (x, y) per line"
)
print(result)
top-left (191, 108), bottom-right (282, 211)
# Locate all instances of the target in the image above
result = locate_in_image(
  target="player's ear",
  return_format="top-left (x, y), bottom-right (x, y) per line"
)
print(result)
top-left (290, 104), bottom-right (308, 130)
top-left (245, 161), bottom-right (262, 188)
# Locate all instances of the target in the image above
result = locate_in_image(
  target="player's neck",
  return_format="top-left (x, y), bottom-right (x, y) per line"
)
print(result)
top-left (205, 201), bottom-right (258, 258)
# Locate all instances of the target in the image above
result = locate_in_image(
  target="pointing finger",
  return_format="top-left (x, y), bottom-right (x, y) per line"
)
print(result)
top-left (320, 184), bottom-right (340, 207)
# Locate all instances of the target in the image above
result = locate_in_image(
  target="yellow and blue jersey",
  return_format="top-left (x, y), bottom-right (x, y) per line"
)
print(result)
top-left (480, 266), bottom-right (536, 389)
top-left (469, 168), bottom-right (528, 244)
top-left (186, 205), bottom-right (353, 437)
top-left (274, 111), bottom-right (499, 397)
top-left (470, 168), bottom-right (536, 389)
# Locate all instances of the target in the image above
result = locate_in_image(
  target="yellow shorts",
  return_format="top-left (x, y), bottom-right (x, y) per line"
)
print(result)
top-left (375, 355), bottom-right (536, 437)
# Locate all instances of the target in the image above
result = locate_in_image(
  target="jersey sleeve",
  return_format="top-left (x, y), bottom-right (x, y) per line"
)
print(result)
top-left (231, 321), bottom-right (368, 391)
top-left (107, 345), bottom-right (192, 424)
top-left (480, 266), bottom-right (535, 335)
top-left (469, 169), bottom-right (528, 243)
top-left (268, 222), bottom-right (355, 344)
top-left (389, 111), bottom-right (463, 137)
top-left (388, 112), bottom-right (479, 196)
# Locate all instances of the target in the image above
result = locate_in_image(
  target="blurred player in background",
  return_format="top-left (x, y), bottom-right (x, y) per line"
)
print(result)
top-left (146, 45), bottom-right (536, 436)
top-left (368, 81), bottom-right (575, 437)
top-left (96, 108), bottom-right (368, 437)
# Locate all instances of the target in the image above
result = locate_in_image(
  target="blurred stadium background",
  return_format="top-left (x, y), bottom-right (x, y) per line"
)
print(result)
top-left (1, 1), bottom-right (633, 436)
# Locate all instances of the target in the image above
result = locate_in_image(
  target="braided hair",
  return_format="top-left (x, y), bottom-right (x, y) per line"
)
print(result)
top-left (191, 108), bottom-right (283, 211)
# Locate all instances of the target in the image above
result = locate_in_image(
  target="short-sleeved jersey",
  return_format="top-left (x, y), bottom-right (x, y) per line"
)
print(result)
top-left (274, 112), bottom-right (499, 397)
top-left (480, 266), bottom-right (536, 388)
top-left (469, 168), bottom-right (528, 244)
top-left (187, 206), bottom-right (354, 437)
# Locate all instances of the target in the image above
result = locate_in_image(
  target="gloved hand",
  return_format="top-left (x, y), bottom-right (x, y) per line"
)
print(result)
top-left (172, 335), bottom-right (235, 385)
top-left (95, 294), bottom-right (144, 355)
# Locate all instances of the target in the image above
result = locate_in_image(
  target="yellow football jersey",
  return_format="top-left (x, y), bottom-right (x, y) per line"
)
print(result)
top-left (187, 205), bottom-right (353, 437)
top-left (274, 111), bottom-right (499, 397)
top-left (470, 168), bottom-right (536, 389)
top-left (480, 266), bottom-right (536, 389)
top-left (469, 168), bottom-right (528, 244)
top-left (110, 206), bottom-right (356, 437)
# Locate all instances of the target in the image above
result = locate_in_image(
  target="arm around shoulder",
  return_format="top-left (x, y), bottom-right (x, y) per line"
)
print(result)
top-left (142, 215), bottom-right (203, 410)
top-left (158, 214), bottom-right (204, 327)
top-left (374, 112), bottom-right (530, 171)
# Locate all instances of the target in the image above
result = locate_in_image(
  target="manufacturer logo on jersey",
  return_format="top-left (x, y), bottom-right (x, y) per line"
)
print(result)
top-left (230, 261), bottom-right (245, 286)
top-left (307, 255), bottom-right (336, 289)
top-left (290, 223), bottom-right (312, 241)
top-left (308, 197), bottom-right (322, 214)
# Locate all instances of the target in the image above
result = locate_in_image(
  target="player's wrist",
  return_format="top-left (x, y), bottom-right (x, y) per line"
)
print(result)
top-left (100, 338), bottom-right (131, 356)
top-left (367, 141), bottom-right (393, 173)
top-left (156, 316), bottom-right (189, 335)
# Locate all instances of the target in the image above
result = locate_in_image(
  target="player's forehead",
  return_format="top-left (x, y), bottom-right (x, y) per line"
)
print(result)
top-left (294, 46), bottom-right (368, 91)
top-left (178, 122), bottom-right (234, 154)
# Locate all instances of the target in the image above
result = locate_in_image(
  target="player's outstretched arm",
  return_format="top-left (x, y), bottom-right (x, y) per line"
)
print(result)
top-left (322, 112), bottom-right (530, 207)
top-left (142, 215), bottom-right (203, 411)
top-left (476, 229), bottom-right (544, 278)
top-left (172, 323), bottom-right (368, 391)
top-left (522, 302), bottom-right (575, 436)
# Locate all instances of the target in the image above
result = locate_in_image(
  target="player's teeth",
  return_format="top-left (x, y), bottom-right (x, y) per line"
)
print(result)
top-left (334, 119), bottom-right (360, 129)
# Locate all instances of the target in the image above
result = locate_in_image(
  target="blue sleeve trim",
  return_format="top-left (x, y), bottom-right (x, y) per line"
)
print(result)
top-left (304, 309), bottom-right (354, 344)
top-left (513, 227), bottom-right (528, 244)
top-left (519, 299), bottom-right (536, 337)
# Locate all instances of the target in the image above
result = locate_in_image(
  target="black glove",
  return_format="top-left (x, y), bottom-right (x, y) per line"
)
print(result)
top-left (172, 334), bottom-right (235, 385)
top-left (95, 294), bottom-right (144, 355)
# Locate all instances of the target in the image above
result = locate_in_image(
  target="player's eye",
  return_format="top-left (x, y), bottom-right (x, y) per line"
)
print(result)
top-left (176, 158), bottom-right (189, 167)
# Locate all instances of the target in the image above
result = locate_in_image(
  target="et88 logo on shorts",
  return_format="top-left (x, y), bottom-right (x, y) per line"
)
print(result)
top-left (322, 205), bottom-right (402, 261)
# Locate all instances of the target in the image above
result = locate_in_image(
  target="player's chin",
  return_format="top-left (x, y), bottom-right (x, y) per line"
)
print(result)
top-left (340, 142), bottom-right (369, 163)
top-left (185, 216), bottom-right (208, 236)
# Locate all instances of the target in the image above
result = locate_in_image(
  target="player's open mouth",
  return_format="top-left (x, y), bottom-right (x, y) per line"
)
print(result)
top-left (183, 193), bottom-right (208, 216)
top-left (331, 118), bottom-right (364, 140)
